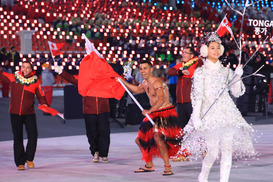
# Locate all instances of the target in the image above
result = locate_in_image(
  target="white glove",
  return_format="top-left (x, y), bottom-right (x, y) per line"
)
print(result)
top-left (191, 101), bottom-right (202, 130)
top-left (192, 116), bottom-right (202, 130)
top-left (234, 65), bottom-right (243, 77)
top-left (54, 65), bottom-right (63, 75)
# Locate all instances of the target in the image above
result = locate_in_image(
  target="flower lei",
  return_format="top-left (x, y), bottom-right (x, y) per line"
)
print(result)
top-left (182, 57), bottom-right (199, 70)
top-left (14, 71), bottom-right (37, 86)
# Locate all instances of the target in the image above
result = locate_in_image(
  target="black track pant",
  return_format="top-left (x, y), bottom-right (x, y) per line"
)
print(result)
top-left (84, 112), bottom-right (110, 157)
top-left (10, 114), bottom-right (38, 167)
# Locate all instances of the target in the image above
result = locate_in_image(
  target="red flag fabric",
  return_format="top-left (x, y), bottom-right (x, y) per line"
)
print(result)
top-left (48, 41), bottom-right (64, 56)
top-left (78, 51), bottom-right (125, 100)
top-left (216, 15), bottom-right (232, 37)
top-left (38, 105), bottom-right (59, 116)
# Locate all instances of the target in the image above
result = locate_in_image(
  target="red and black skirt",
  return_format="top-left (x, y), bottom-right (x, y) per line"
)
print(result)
top-left (137, 105), bottom-right (186, 162)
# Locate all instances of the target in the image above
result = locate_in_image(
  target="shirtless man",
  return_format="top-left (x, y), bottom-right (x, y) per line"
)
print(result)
top-left (117, 60), bottom-right (186, 176)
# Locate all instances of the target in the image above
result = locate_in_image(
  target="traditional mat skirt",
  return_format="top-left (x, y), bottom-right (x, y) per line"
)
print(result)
top-left (137, 105), bottom-right (189, 162)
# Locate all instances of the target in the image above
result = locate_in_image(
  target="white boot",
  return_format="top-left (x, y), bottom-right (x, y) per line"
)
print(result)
top-left (199, 135), bottom-right (219, 182)
top-left (220, 158), bottom-right (232, 182)
top-left (198, 164), bottom-right (212, 182)
top-left (220, 131), bottom-right (233, 182)
top-left (198, 174), bottom-right (208, 182)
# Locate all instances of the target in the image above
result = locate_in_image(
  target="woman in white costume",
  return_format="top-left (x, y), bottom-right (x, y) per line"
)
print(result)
top-left (183, 33), bottom-right (256, 182)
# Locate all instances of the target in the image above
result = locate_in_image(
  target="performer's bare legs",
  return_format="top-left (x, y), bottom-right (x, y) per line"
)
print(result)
top-left (135, 138), bottom-right (155, 170)
top-left (135, 133), bottom-right (172, 174)
top-left (154, 133), bottom-right (172, 173)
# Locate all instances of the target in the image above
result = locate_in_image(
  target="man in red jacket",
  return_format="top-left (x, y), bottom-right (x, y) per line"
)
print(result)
top-left (168, 47), bottom-right (203, 129)
top-left (0, 61), bottom-right (48, 170)
top-left (54, 66), bottom-right (110, 163)
top-left (167, 47), bottom-right (202, 161)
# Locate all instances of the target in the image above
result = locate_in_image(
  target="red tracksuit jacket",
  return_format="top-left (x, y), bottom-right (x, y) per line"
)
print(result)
top-left (167, 57), bottom-right (203, 104)
top-left (0, 70), bottom-right (47, 115)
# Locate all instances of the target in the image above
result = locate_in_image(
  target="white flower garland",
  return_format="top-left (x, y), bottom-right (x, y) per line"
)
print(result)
top-left (14, 71), bottom-right (37, 86)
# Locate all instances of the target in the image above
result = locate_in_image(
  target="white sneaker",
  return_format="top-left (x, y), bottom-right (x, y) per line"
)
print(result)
top-left (101, 157), bottom-right (108, 163)
top-left (93, 152), bottom-right (99, 163)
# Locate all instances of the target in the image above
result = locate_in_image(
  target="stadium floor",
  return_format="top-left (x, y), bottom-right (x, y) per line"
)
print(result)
top-left (0, 94), bottom-right (273, 182)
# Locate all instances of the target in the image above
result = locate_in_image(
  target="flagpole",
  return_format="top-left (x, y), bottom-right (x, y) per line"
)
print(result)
top-left (117, 78), bottom-right (155, 126)
top-left (47, 41), bottom-right (57, 63)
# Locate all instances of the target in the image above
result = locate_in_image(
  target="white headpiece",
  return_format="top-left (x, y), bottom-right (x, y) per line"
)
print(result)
top-left (200, 32), bottom-right (224, 57)
top-left (207, 32), bottom-right (222, 44)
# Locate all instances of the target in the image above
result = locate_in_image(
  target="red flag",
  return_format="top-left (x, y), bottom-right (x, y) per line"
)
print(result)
top-left (38, 105), bottom-right (59, 116)
top-left (216, 15), bottom-right (232, 37)
top-left (78, 51), bottom-right (125, 100)
top-left (48, 41), bottom-right (64, 56)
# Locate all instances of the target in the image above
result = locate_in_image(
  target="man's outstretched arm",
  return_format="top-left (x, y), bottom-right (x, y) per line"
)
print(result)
top-left (116, 77), bottom-right (145, 94)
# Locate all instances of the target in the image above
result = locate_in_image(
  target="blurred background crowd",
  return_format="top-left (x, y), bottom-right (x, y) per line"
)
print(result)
top-left (0, 0), bottom-right (273, 117)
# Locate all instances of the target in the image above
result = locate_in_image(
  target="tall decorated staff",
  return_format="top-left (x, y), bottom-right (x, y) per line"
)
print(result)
top-left (228, 65), bottom-right (265, 87)
top-left (242, 36), bottom-right (269, 69)
top-left (224, 0), bottom-right (250, 66)
top-left (223, 0), bottom-right (268, 66)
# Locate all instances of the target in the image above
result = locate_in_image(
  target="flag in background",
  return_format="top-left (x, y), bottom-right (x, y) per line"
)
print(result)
top-left (78, 51), bottom-right (125, 100)
top-left (48, 41), bottom-right (64, 56)
top-left (216, 15), bottom-right (232, 37)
